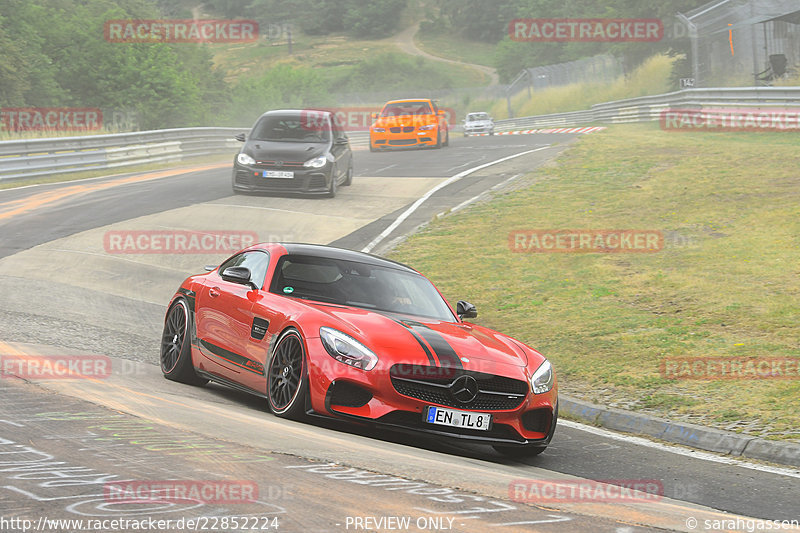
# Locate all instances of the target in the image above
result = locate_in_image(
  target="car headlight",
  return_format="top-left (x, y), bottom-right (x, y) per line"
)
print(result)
top-left (320, 327), bottom-right (378, 371)
top-left (530, 360), bottom-right (554, 394)
top-left (372, 127), bottom-right (385, 133)
top-left (418, 124), bottom-right (435, 131)
top-left (304, 155), bottom-right (327, 169)
top-left (237, 152), bottom-right (256, 166)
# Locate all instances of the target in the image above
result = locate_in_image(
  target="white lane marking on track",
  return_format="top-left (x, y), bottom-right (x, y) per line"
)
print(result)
top-left (442, 173), bottom-right (523, 217)
top-left (447, 156), bottom-right (487, 173)
top-left (361, 146), bottom-right (551, 253)
top-left (372, 164), bottom-right (398, 174)
top-left (559, 420), bottom-right (800, 479)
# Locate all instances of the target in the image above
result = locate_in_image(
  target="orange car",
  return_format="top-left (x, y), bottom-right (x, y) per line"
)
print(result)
top-left (369, 98), bottom-right (450, 151)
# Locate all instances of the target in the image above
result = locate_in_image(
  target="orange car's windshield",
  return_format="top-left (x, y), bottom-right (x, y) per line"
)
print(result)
top-left (381, 102), bottom-right (433, 117)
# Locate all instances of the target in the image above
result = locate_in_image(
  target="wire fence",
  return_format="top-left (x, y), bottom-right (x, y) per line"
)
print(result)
top-left (679, 0), bottom-right (800, 87)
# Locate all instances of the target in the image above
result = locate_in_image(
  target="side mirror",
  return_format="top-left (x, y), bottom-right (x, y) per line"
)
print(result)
top-left (204, 265), bottom-right (217, 272)
top-left (437, 110), bottom-right (445, 116)
top-left (235, 133), bottom-right (246, 142)
top-left (371, 112), bottom-right (378, 120)
top-left (456, 300), bottom-right (477, 320)
top-left (335, 136), bottom-right (349, 145)
top-left (221, 266), bottom-right (256, 289)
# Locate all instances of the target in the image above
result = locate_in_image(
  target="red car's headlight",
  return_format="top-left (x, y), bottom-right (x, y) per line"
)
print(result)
top-left (530, 360), bottom-right (554, 394)
top-left (320, 327), bottom-right (378, 371)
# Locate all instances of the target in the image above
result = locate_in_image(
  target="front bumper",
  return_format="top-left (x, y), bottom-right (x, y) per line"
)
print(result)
top-left (305, 337), bottom-right (558, 446)
top-left (232, 164), bottom-right (331, 194)
top-left (370, 129), bottom-right (437, 149)
top-left (465, 126), bottom-right (494, 135)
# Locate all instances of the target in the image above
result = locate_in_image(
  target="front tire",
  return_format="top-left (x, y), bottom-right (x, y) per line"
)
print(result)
top-left (267, 329), bottom-right (309, 420)
top-left (160, 299), bottom-right (207, 386)
top-left (443, 129), bottom-right (449, 147)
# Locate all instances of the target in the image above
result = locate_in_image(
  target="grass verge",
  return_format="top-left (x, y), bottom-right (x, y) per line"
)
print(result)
top-left (388, 123), bottom-right (800, 440)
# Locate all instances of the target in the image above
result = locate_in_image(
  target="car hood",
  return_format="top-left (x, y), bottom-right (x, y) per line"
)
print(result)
top-left (243, 140), bottom-right (327, 163)
top-left (308, 304), bottom-right (534, 370)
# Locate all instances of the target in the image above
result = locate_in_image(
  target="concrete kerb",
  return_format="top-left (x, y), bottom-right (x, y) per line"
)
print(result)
top-left (560, 395), bottom-right (800, 468)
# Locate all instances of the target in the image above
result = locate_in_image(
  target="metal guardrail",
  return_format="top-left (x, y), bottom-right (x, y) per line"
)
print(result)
top-left (2, 87), bottom-right (797, 181)
top-left (495, 86), bottom-right (800, 130)
top-left (0, 127), bottom-right (370, 182)
top-left (0, 127), bottom-right (248, 182)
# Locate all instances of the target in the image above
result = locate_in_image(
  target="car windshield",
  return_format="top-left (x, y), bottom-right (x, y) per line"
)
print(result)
top-left (467, 113), bottom-right (490, 121)
top-left (269, 254), bottom-right (455, 321)
top-left (381, 102), bottom-right (433, 117)
top-left (251, 115), bottom-right (331, 143)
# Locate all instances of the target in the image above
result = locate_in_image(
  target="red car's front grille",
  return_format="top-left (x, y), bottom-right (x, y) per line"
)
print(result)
top-left (389, 365), bottom-right (528, 411)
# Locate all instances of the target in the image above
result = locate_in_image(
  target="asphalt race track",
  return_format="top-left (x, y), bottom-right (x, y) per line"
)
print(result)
top-left (0, 133), bottom-right (797, 532)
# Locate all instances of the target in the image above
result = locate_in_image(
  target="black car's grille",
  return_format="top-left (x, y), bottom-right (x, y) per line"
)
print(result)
top-left (389, 364), bottom-right (528, 411)
top-left (308, 175), bottom-right (327, 189)
top-left (255, 160), bottom-right (304, 168)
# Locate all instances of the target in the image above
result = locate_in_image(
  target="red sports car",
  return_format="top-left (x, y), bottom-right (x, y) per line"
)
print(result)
top-left (160, 243), bottom-right (557, 456)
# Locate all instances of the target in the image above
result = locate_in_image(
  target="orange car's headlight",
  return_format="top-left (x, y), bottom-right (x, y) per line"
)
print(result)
top-left (372, 127), bottom-right (386, 132)
top-left (418, 124), bottom-right (435, 131)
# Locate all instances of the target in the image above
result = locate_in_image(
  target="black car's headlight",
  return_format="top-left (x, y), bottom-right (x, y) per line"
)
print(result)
top-left (530, 360), bottom-right (554, 394)
top-left (320, 327), bottom-right (378, 371)
top-left (304, 155), bottom-right (327, 169)
top-left (237, 152), bottom-right (256, 166)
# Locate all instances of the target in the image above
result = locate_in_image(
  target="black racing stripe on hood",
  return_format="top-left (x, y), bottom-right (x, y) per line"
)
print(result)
top-left (392, 319), bottom-right (436, 366)
top-left (401, 320), bottom-right (463, 370)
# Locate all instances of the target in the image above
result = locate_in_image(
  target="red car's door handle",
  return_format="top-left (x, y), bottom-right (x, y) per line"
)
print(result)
top-left (209, 287), bottom-right (221, 298)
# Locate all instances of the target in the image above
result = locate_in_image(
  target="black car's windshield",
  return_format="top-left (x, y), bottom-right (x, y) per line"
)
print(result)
top-left (269, 255), bottom-right (455, 321)
top-left (251, 115), bottom-right (331, 143)
top-left (381, 102), bottom-right (433, 117)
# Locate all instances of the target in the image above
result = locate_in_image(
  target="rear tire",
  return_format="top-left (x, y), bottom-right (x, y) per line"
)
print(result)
top-left (267, 329), bottom-right (309, 420)
top-left (443, 129), bottom-right (449, 147)
top-left (160, 299), bottom-right (207, 386)
top-left (434, 132), bottom-right (442, 149)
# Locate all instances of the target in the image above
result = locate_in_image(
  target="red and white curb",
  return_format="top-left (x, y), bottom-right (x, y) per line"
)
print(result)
top-left (473, 126), bottom-right (606, 136)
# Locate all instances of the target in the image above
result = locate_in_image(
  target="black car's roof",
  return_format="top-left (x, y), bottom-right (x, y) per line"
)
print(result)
top-left (279, 243), bottom-right (418, 274)
top-left (257, 109), bottom-right (332, 118)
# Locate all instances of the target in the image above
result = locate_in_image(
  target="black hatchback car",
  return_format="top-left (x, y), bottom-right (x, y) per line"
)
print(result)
top-left (232, 109), bottom-right (353, 197)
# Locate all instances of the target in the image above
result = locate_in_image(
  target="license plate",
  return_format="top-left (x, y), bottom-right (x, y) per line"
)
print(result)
top-left (425, 406), bottom-right (492, 431)
top-left (262, 170), bottom-right (294, 179)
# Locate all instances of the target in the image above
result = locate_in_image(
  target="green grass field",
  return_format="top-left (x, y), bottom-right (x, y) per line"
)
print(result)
top-left (389, 123), bottom-right (800, 440)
